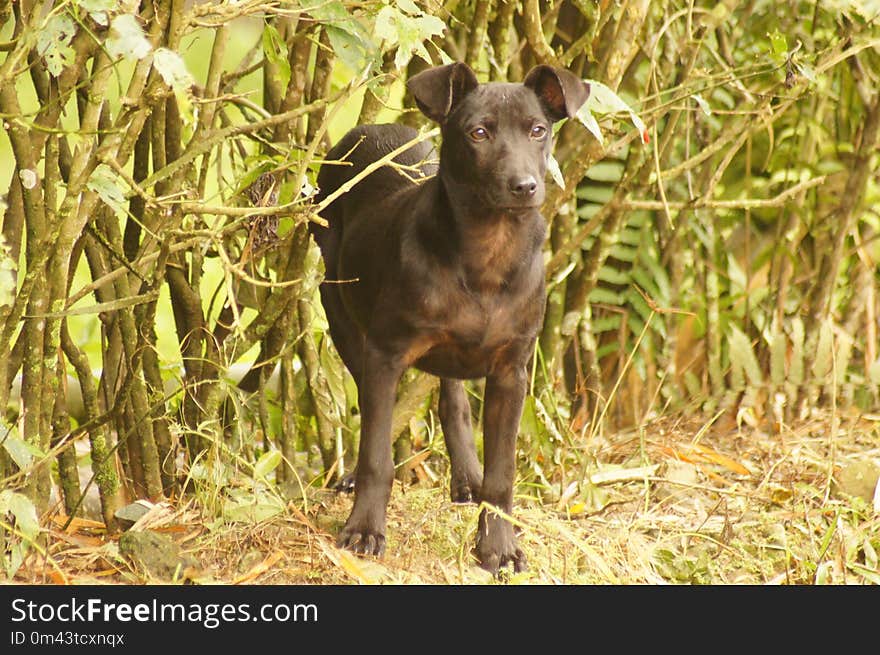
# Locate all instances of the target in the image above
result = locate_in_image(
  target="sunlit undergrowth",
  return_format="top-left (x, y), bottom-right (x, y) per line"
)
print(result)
top-left (9, 409), bottom-right (878, 584)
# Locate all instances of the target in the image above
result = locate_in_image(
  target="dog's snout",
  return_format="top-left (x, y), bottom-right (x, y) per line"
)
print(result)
top-left (508, 176), bottom-right (538, 198)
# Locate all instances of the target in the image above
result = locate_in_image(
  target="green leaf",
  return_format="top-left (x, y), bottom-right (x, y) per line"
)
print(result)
top-left (868, 357), bottom-right (880, 386)
top-left (395, 0), bottom-right (422, 14)
top-left (0, 490), bottom-right (40, 541)
top-left (301, 0), bottom-right (377, 74)
top-left (585, 80), bottom-right (635, 115)
top-left (626, 286), bottom-right (658, 331)
top-left (727, 252), bottom-right (747, 293)
top-left (319, 336), bottom-right (347, 415)
top-left (415, 15), bottom-right (447, 41)
top-left (6, 543), bottom-right (24, 578)
top-left (592, 314), bottom-right (621, 333)
top-left (598, 264), bottom-right (629, 286)
top-left (518, 396), bottom-right (546, 443)
top-left (589, 287), bottom-right (624, 305)
top-left (78, 0), bottom-right (116, 26)
top-left (728, 325), bottom-right (763, 388)
top-left (326, 25), bottom-right (374, 76)
top-left (630, 267), bottom-right (660, 303)
top-left (302, 236), bottom-right (325, 299)
top-left (576, 105), bottom-right (604, 145)
top-left (795, 62), bottom-right (817, 84)
top-left (768, 29), bottom-right (788, 58)
top-left (152, 47), bottom-right (195, 93)
top-left (546, 153), bottom-right (565, 189)
top-left (374, 6), bottom-right (398, 43)
top-left (608, 242), bottom-right (637, 263)
top-left (2, 432), bottom-right (34, 470)
top-left (693, 93), bottom-right (712, 116)
top-left (579, 81), bottom-right (648, 144)
top-left (222, 488), bottom-right (284, 523)
top-left (10, 493), bottom-right (39, 541)
top-left (37, 14), bottom-right (76, 76)
top-left (815, 561), bottom-right (833, 585)
top-left (812, 318), bottom-right (833, 380)
top-left (152, 47), bottom-right (196, 123)
top-left (253, 450), bottom-right (282, 479)
top-left (87, 164), bottom-right (128, 217)
top-left (106, 14), bottom-right (152, 60)
top-left (262, 24), bottom-right (291, 89)
top-left (374, 4), bottom-right (446, 70)
top-left (585, 160), bottom-right (624, 182)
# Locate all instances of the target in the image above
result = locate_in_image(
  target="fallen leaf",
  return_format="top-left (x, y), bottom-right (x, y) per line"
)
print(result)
top-left (688, 444), bottom-right (751, 475)
top-left (588, 464), bottom-right (659, 485)
top-left (50, 515), bottom-right (106, 534)
top-left (318, 540), bottom-right (384, 584)
top-left (233, 550), bottom-right (284, 585)
top-left (50, 531), bottom-right (105, 548)
top-left (48, 569), bottom-right (69, 585)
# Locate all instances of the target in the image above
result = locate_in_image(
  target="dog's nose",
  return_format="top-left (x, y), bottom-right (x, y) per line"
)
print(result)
top-left (508, 176), bottom-right (538, 198)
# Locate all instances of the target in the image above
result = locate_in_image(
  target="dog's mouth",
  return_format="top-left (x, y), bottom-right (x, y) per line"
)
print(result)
top-left (491, 203), bottom-right (542, 212)
top-left (482, 189), bottom-right (545, 212)
top-left (488, 195), bottom-right (545, 211)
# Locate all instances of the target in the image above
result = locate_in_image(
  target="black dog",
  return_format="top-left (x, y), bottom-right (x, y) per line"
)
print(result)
top-left (312, 62), bottom-right (589, 574)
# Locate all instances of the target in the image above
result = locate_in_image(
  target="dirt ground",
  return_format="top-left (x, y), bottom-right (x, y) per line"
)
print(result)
top-left (15, 410), bottom-right (880, 585)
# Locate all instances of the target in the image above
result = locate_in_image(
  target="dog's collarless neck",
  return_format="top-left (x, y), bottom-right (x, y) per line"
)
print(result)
top-left (428, 182), bottom-right (542, 292)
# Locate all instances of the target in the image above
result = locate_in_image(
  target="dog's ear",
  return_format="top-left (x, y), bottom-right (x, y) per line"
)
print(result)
top-left (524, 66), bottom-right (590, 122)
top-left (407, 62), bottom-right (479, 123)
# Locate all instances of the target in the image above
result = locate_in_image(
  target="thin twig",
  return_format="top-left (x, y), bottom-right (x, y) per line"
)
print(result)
top-left (621, 175), bottom-right (827, 210)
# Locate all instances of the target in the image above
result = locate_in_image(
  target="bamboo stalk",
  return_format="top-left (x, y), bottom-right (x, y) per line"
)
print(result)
top-left (52, 354), bottom-right (79, 518)
top-left (297, 299), bottom-right (337, 471)
top-left (465, 0), bottom-right (491, 71)
top-left (523, 0), bottom-right (558, 65)
top-left (60, 323), bottom-right (120, 532)
top-left (279, 349), bottom-right (300, 485)
top-left (488, 1), bottom-right (517, 80)
top-left (306, 28), bottom-right (333, 146)
top-left (276, 19), bottom-right (313, 143)
top-left (94, 211), bottom-right (163, 500)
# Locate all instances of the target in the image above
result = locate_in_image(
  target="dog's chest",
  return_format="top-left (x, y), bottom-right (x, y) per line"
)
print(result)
top-left (448, 294), bottom-right (512, 344)
top-left (408, 281), bottom-right (541, 378)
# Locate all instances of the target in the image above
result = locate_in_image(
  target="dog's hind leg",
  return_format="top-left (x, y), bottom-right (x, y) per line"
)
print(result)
top-left (438, 378), bottom-right (483, 503)
top-left (337, 342), bottom-right (406, 556)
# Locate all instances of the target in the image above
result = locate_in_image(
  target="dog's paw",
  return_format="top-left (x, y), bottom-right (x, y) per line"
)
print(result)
top-left (474, 511), bottom-right (526, 576)
top-left (450, 468), bottom-right (482, 504)
top-left (337, 520), bottom-right (386, 557)
top-left (334, 472), bottom-right (356, 494)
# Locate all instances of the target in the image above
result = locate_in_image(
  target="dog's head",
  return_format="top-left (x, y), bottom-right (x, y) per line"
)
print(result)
top-left (407, 62), bottom-right (590, 212)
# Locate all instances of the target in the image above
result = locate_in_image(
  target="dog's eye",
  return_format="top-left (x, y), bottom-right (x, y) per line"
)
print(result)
top-left (469, 127), bottom-right (489, 141)
top-left (531, 125), bottom-right (548, 139)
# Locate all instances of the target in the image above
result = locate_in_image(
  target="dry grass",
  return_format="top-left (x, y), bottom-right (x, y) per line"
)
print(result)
top-left (14, 410), bottom-right (880, 585)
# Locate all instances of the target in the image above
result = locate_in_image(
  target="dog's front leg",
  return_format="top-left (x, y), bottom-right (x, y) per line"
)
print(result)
top-left (474, 361), bottom-right (528, 574)
top-left (337, 343), bottom-right (405, 556)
